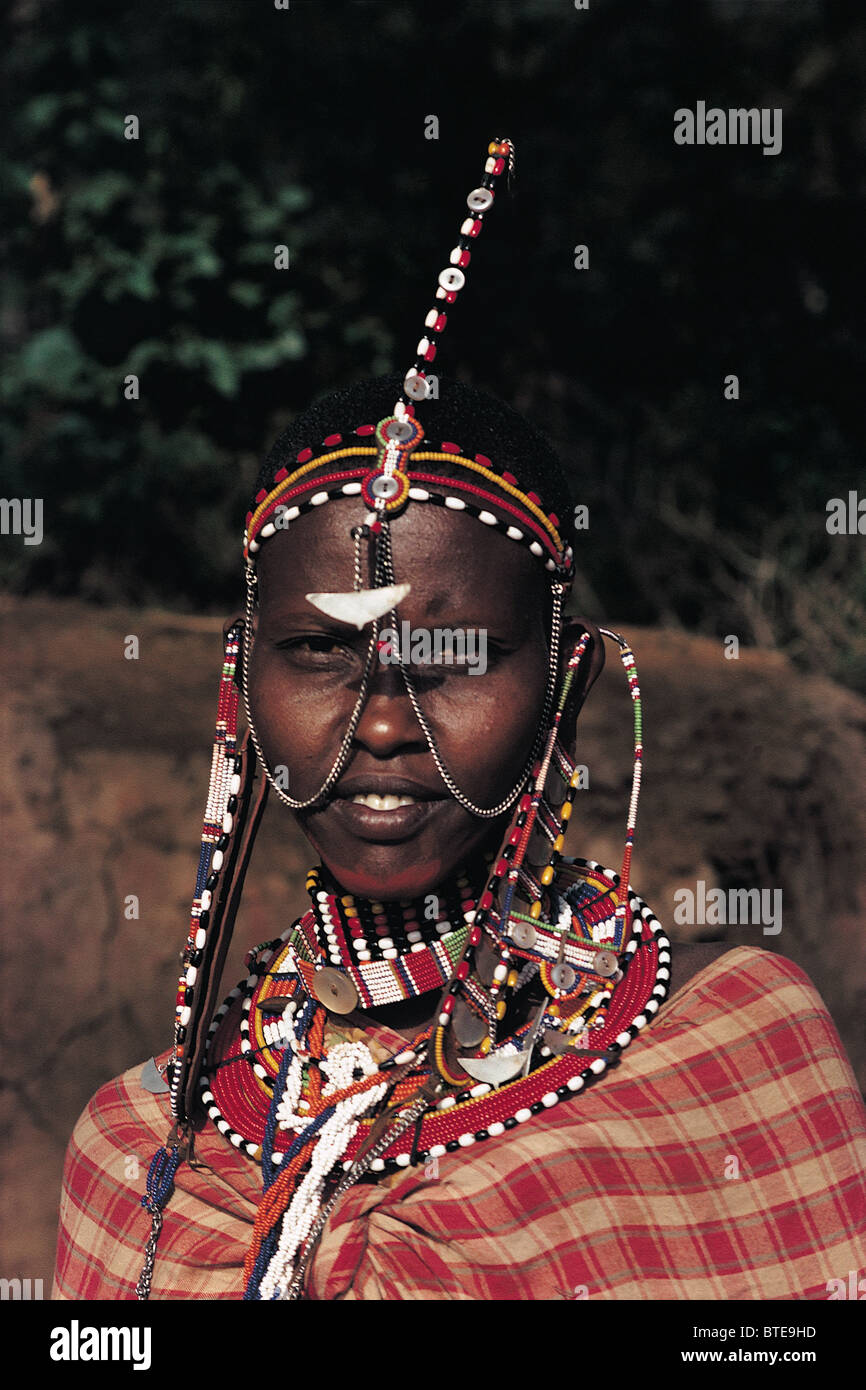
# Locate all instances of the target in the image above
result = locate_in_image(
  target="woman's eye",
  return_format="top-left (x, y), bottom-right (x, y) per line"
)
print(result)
top-left (274, 635), bottom-right (357, 666)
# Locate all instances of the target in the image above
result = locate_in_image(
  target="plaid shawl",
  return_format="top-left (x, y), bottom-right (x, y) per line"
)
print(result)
top-left (52, 946), bottom-right (866, 1300)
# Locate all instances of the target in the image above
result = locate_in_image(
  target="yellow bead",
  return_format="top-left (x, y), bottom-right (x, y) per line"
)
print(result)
top-left (496, 1000), bottom-right (507, 1020)
top-left (341, 895), bottom-right (354, 907)
top-left (530, 900), bottom-right (543, 919)
top-left (488, 141), bottom-right (500, 155)
top-left (560, 802), bottom-right (572, 822)
top-left (570, 770), bottom-right (582, 789)
top-left (540, 865), bottom-right (555, 886)
top-left (553, 835), bottom-right (565, 853)
top-left (479, 1036), bottom-right (492, 1055)
top-left (506, 970), bottom-right (519, 989)
top-left (549, 1003), bottom-right (561, 1018)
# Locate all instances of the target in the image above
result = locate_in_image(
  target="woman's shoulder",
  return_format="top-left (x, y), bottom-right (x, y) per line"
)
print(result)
top-left (65, 1056), bottom-right (173, 1169)
top-left (667, 940), bottom-right (819, 1002)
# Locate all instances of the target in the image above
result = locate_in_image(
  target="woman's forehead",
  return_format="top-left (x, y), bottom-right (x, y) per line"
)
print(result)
top-left (256, 498), bottom-right (547, 616)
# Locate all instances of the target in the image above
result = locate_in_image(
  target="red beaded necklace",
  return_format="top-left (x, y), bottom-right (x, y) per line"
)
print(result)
top-left (200, 858), bottom-right (669, 1175)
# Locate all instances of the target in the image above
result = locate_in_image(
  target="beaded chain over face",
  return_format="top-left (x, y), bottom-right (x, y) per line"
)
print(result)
top-left (135, 137), bottom-right (670, 1303)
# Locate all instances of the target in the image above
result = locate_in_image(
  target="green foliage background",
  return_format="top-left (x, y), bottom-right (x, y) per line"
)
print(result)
top-left (1, 0), bottom-right (864, 688)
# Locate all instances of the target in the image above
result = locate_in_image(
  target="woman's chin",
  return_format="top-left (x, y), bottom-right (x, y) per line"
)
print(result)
top-left (317, 854), bottom-right (451, 902)
top-left (296, 803), bottom-right (500, 901)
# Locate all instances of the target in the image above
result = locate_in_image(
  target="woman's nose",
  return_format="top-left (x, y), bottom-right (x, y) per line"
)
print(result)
top-left (351, 656), bottom-right (427, 757)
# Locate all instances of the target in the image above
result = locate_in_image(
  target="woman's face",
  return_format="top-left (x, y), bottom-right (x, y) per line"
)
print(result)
top-left (249, 498), bottom-right (584, 900)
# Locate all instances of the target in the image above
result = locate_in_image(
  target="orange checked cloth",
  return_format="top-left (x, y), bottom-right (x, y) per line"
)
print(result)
top-left (53, 946), bottom-right (866, 1300)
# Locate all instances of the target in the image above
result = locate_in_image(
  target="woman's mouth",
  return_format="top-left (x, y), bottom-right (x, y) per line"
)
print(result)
top-left (349, 793), bottom-right (420, 811)
top-left (326, 781), bottom-right (449, 843)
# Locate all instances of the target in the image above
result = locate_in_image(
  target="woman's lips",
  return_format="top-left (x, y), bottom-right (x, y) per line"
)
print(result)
top-left (328, 793), bottom-right (446, 843)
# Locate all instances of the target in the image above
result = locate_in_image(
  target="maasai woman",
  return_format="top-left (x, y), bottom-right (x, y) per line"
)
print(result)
top-left (53, 141), bottom-right (866, 1302)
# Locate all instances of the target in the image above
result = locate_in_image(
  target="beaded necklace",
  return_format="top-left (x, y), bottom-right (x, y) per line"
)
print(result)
top-left (198, 857), bottom-right (669, 1299)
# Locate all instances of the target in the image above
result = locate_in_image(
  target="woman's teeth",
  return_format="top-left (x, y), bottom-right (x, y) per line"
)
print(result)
top-left (350, 793), bottom-right (418, 811)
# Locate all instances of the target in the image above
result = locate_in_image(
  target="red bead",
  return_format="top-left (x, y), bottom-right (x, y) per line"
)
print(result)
top-left (255, 489), bottom-right (268, 503)
top-left (549, 512), bottom-right (560, 528)
top-left (355, 424), bottom-right (375, 436)
top-left (519, 795), bottom-right (532, 814)
top-left (424, 344), bottom-right (437, 362)
top-left (274, 468), bottom-right (289, 483)
top-left (469, 219), bottom-right (482, 237)
top-left (474, 453), bottom-right (492, 468)
top-left (527, 491), bottom-right (541, 506)
top-left (502, 471), bottom-right (518, 486)
top-left (323, 433), bottom-right (342, 446)
top-left (296, 448), bottom-right (313, 464)
top-left (434, 313), bottom-right (447, 332)
top-left (508, 828), bottom-right (521, 845)
top-left (441, 442), bottom-right (461, 454)
top-left (480, 891), bottom-right (494, 910)
top-left (370, 520), bottom-right (382, 534)
top-left (245, 511), bottom-right (253, 527)
top-left (445, 291), bottom-right (457, 303)
top-left (441, 996), bottom-right (455, 1015)
top-left (456, 250), bottom-right (471, 267)
top-left (457, 962), bottom-right (470, 980)
top-left (494, 858), bottom-right (509, 878)
top-left (469, 927), bottom-right (481, 945)
top-left (493, 157), bottom-right (505, 174)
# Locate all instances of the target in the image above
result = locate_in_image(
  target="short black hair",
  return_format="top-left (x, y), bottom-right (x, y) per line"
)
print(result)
top-left (254, 374), bottom-right (575, 546)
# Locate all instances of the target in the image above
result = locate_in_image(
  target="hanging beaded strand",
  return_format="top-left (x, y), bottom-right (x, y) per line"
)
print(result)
top-left (425, 628), bottom-right (588, 1083)
top-left (401, 137), bottom-right (515, 408)
top-left (168, 623), bottom-right (244, 1121)
top-left (598, 629), bottom-right (643, 943)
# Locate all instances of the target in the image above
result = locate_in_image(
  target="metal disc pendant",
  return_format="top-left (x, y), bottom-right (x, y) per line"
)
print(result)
top-left (371, 473), bottom-right (400, 499)
top-left (593, 950), bottom-right (619, 979)
top-left (384, 418), bottom-right (414, 443)
top-left (459, 1051), bottom-right (527, 1085)
top-left (452, 999), bottom-right (488, 1048)
top-left (311, 968), bottom-right (358, 1015)
top-left (140, 1057), bottom-right (170, 1094)
top-left (508, 920), bottom-right (536, 950)
top-left (550, 962), bottom-right (576, 991)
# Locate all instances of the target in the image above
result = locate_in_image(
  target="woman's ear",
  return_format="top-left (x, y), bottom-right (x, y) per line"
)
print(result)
top-left (559, 614), bottom-right (606, 729)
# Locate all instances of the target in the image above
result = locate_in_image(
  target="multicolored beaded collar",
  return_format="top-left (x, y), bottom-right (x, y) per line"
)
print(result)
top-left (200, 860), bottom-right (668, 1175)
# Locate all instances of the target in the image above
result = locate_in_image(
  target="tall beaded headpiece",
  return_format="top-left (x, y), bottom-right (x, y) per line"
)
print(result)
top-left (154, 136), bottom-right (652, 1209)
